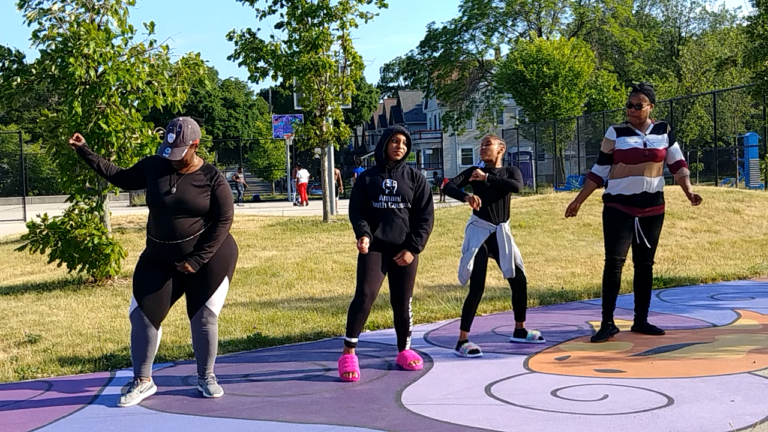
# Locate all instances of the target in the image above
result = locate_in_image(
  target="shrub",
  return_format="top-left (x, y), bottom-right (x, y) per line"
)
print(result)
top-left (16, 201), bottom-right (127, 283)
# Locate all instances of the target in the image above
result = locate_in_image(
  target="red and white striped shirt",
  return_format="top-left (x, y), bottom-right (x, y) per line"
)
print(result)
top-left (587, 121), bottom-right (690, 217)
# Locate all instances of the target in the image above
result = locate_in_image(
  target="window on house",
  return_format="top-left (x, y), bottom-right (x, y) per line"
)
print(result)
top-left (496, 109), bottom-right (504, 125)
top-left (460, 147), bottom-right (475, 166)
top-left (517, 108), bottom-right (527, 123)
top-left (465, 117), bottom-right (474, 130)
top-left (423, 148), bottom-right (442, 169)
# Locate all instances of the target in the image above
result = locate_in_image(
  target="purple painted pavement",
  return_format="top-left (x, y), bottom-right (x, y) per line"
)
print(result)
top-left (142, 340), bottom-right (487, 432)
top-left (0, 281), bottom-right (767, 432)
top-left (0, 372), bottom-right (111, 432)
top-left (423, 301), bottom-right (711, 355)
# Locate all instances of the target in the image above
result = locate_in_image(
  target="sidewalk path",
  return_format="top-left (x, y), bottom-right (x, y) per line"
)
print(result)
top-left (0, 197), bottom-right (465, 238)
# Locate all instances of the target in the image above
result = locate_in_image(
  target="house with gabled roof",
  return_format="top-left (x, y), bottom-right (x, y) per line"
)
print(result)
top-left (350, 89), bottom-right (541, 184)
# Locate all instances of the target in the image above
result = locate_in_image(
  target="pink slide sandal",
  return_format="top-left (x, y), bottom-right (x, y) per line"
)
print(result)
top-left (396, 349), bottom-right (424, 371)
top-left (338, 354), bottom-right (360, 382)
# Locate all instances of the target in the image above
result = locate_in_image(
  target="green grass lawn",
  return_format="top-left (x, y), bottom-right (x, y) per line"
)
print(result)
top-left (2, 187), bottom-right (768, 383)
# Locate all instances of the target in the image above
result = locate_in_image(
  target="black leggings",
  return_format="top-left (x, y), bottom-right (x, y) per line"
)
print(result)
top-left (460, 235), bottom-right (527, 333)
top-left (601, 206), bottom-right (664, 323)
top-left (345, 251), bottom-right (419, 352)
top-left (130, 234), bottom-right (238, 379)
top-left (133, 234), bottom-right (239, 328)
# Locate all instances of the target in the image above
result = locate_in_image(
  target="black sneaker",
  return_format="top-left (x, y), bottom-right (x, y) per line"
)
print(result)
top-left (590, 321), bottom-right (620, 343)
top-left (631, 322), bottom-right (665, 335)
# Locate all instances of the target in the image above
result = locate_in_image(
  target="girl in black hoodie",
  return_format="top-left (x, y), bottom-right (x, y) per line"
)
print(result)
top-left (339, 126), bottom-right (435, 382)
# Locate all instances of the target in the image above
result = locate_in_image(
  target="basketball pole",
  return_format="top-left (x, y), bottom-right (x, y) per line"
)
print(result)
top-left (285, 134), bottom-right (293, 203)
top-left (327, 117), bottom-right (336, 216)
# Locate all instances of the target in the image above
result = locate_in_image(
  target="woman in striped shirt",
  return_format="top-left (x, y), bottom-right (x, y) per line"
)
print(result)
top-left (565, 82), bottom-right (703, 343)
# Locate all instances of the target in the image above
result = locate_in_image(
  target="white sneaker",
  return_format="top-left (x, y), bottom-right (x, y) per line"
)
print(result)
top-left (117, 378), bottom-right (157, 407)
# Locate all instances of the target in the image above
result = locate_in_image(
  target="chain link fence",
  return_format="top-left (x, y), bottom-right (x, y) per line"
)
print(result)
top-left (0, 131), bottom-right (27, 222)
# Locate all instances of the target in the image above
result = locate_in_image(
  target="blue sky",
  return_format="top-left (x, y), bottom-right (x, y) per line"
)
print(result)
top-left (0, 0), bottom-right (753, 91)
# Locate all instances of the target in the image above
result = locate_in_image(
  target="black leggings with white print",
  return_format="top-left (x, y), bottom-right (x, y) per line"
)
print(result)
top-left (130, 234), bottom-right (238, 379)
top-left (344, 250), bottom-right (418, 352)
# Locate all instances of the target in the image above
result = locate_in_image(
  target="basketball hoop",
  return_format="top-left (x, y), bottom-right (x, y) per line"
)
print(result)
top-left (283, 133), bottom-right (293, 141)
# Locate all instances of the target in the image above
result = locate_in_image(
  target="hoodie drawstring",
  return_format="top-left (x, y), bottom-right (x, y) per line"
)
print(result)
top-left (634, 217), bottom-right (651, 249)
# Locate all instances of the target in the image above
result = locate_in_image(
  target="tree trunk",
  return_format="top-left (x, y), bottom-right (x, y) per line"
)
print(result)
top-left (97, 177), bottom-right (112, 233)
top-left (99, 193), bottom-right (112, 233)
top-left (556, 150), bottom-right (566, 186)
top-left (320, 145), bottom-right (331, 223)
top-left (272, 181), bottom-right (275, 195)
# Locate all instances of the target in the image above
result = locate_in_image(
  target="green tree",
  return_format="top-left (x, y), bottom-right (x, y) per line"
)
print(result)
top-left (747, 0), bottom-right (768, 100)
top-left (343, 78), bottom-right (380, 129)
top-left (0, 125), bottom-right (63, 197)
top-left (377, 55), bottom-right (421, 98)
top-left (388, 0), bottom-right (636, 135)
top-left (405, 11), bottom-right (502, 135)
top-left (497, 37), bottom-right (599, 124)
top-left (246, 138), bottom-right (286, 192)
top-left (0, 0), bottom-right (206, 281)
top-left (146, 66), bottom-right (273, 158)
top-left (244, 97), bottom-right (284, 190)
top-left (0, 47), bottom-right (61, 143)
top-left (497, 36), bottom-right (609, 181)
top-left (258, 82), bottom-right (298, 116)
top-left (257, 77), bottom-right (378, 153)
top-left (229, 0), bottom-right (388, 222)
top-left (669, 24), bottom-right (752, 153)
top-left (623, 0), bottom-right (745, 90)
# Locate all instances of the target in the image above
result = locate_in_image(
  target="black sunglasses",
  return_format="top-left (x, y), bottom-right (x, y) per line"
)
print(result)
top-left (626, 102), bottom-right (649, 111)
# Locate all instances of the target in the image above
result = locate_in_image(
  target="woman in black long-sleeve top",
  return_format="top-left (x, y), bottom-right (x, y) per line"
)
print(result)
top-left (69, 117), bottom-right (237, 406)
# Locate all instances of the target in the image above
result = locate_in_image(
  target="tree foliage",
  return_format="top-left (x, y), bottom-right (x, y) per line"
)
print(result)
top-left (0, 124), bottom-right (62, 197)
top-left (1, 0), bottom-right (207, 215)
top-left (343, 78), bottom-right (380, 130)
top-left (16, 201), bottom-right (127, 282)
top-left (228, 0), bottom-right (387, 221)
top-left (747, 0), bottom-right (768, 100)
top-left (497, 37), bottom-right (597, 124)
top-left (246, 138), bottom-right (286, 183)
top-left (377, 55), bottom-right (422, 98)
top-left (1, 0), bottom-right (206, 281)
top-left (147, 66), bottom-right (272, 144)
top-left (376, 0), bottom-right (748, 137)
top-left (376, 0), bottom-right (638, 135)
top-left (0, 47), bottom-right (61, 143)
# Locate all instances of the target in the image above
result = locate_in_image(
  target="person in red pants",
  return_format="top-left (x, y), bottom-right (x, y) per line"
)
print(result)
top-left (295, 163), bottom-right (310, 206)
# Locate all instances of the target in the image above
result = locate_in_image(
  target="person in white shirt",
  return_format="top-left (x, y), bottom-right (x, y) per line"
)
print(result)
top-left (295, 163), bottom-right (310, 206)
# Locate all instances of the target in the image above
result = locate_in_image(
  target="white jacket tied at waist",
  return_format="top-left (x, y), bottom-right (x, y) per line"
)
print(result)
top-left (458, 215), bottom-right (525, 286)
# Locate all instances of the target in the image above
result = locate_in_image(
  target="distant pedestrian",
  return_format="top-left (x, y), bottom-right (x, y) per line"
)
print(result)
top-left (352, 159), bottom-right (365, 184)
top-left (291, 164), bottom-right (299, 205)
top-left (334, 166), bottom-right (344, 209)
top-left (296, 163), bottom-right (310, 206)
top-left (232, 166), bottom-right (247, 207)
top-left (433, 171), bottom-right (445, 203)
